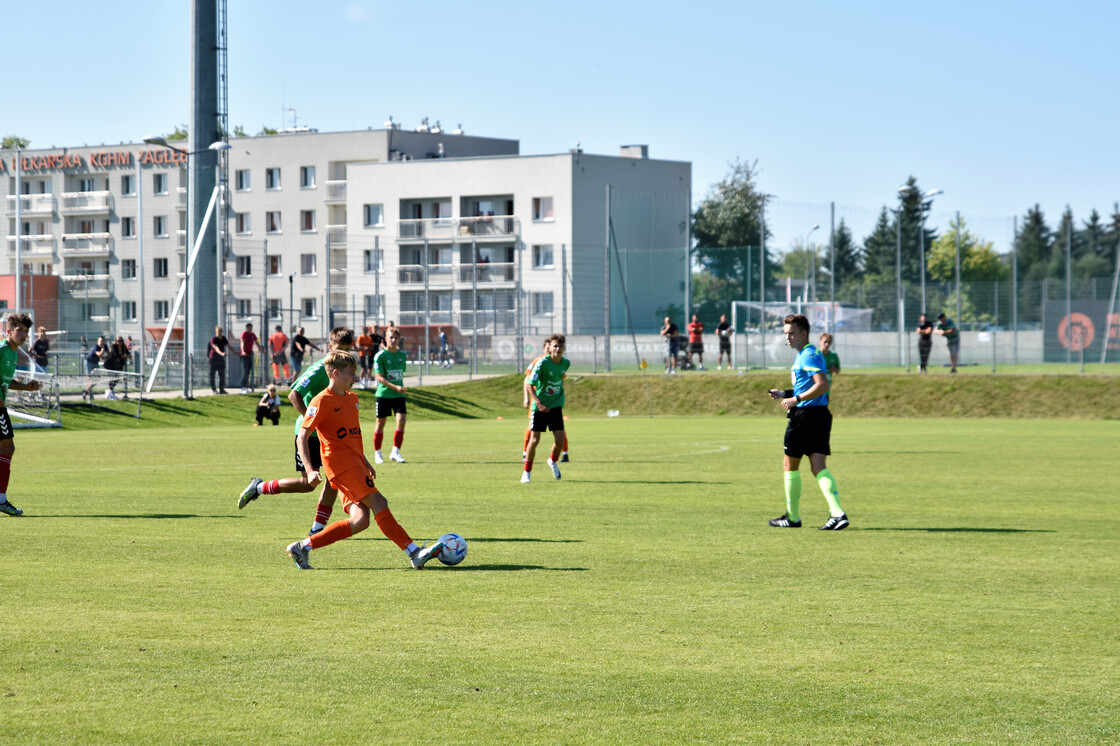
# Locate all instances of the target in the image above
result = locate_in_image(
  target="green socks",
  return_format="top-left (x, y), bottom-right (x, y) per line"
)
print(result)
top-left (784, 471), bottom-right (802, 523)
top-left (817, 468), bottom-right (844, 517)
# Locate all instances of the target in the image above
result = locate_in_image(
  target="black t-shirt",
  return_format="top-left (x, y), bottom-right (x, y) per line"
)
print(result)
top-left (31, 338), bottom-right (49, 364)
top-left (369, 333), bottom-right (384, 352)
top-left (87, 343), bottom-right (108, 364)
top-left (716, 321), bottom-right (731, 341)
top-left (664, 323), bottom-right (679, 340)
top-left (209, 335), bottom-right (229, 358)
top-left (917, 321), bottom-right (933, 344)
top-left (292, 334), bottom-right (310, 358)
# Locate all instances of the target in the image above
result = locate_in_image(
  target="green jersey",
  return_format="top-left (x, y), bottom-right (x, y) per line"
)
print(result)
top-left (290, 358), bottom-right (331, 434)
top-left (528, 355), bottom-right (570, 411)
top-left (936, 318), bottom-right (959, 341)
top-left (822, 350), bottom-right (840, 387)
top-left (0, 342), bottom-right (18, 406)
top-left (374, 349), bottom-right (407, 399)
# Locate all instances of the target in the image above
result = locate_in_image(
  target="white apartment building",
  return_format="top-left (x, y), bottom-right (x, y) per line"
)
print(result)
top-left (2, 127), bottom-right (690, 346)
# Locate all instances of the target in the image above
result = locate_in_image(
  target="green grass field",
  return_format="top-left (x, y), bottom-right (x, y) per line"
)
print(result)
top-left (2, 411), bottom-right (1117, 744)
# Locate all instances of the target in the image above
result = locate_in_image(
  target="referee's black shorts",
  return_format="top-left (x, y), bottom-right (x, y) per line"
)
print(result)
top-left (784, 406), bottom-right (831, 458)
top-left (530, 407), bottom-right (565, 432)
top-left (294, 431), bottom-right (324, 472)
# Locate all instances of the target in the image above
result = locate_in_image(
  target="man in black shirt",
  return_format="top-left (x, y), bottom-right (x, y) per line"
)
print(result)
top-left (660, 316), bottom-right (680, 374)
top-left (716, 314), bottom-right (733, 370)
top-left (30, 327), bottom-right (50, 371)
top-left (290, 326), bottom-right (320, 381)
top-left (916, 313), bottom-right (933, 373)
top-left (209, 326), bottom-right (229, 394)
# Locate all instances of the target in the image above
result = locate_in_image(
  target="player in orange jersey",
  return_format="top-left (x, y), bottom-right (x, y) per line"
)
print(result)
top-left (522, 342), bottom-right (569, 461)
top-left (284, 350), bottom-right (443, 570)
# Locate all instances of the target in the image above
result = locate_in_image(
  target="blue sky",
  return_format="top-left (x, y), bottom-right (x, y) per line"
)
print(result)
top-left (5, 0), bottom-right (1118, 255)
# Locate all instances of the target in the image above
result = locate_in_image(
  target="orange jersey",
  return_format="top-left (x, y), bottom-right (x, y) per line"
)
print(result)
top-left (524, 354), bottom-right (546, 379)
top-left (301, 388), bottom-right (365, 480)
top-left (356, 334), bottom-right (374, 354)
top-left (268, 331), bottom-right (289, 353)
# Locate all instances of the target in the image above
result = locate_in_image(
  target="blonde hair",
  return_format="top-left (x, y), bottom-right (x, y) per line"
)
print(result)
top-left (323, 350), bottom-right (358, 373)
top-left (267, 384), bottom-right (277, 392)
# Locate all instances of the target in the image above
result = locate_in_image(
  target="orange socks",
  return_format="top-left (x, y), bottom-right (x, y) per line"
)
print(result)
top-left (308, 519), bottom-right (353, 550)
top-left (374, 507), bottom-right (412, 550)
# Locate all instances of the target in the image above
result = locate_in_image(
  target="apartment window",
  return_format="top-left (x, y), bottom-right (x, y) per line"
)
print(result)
top-left (532, 244), bottom-right (554, 268)
top-left (300, 253), bottom-right (316, 275)
top-left (235, 169), bottom-right (250, 191)
top-left (153, 173), bottom-right (167, 195)
top-left (268, 255), bottom-right (282, 276)
top-left (363, 204), bottom-right (384, 227)
top-left (533, 292), bottom-right (554, 316)
top-left (122, 259), bottom-right (137, 279)
top-left (302, 297), bottom-right (317, 318)
top-left (153, 258), bottom-right (169, 278)
top-left (122, 217), bottom-right (136, 239)
top-left (155, 300), bottom-right (170, 320)
top-left (79, 219), bottom-right (95, 234)
top-left (237, 299), bottom-right (252, 316)
top-left (532, 197), bottom-right (554, 221)
top-left (79, 177), bottom-right (96, 192)
top-left (268, 298), bottom-right (282, 320)
top-left (300, 166), bottom-right (316, 188)
top-left (266, 211), bottom-right (281, 233)
top-left (363, 249), bottom-right (382, 272)
top-left (153, 215), bottom-right (167, 237)
top-left (265, 168), bottom-right (281, 190)
top-left (235, 212), bottom-right (251, 234)
top-left (300, 209), bottom-right (316, 232)
top-left (364, 294), bottom-right (384, 317)
top-left (122, 301), bottom-right (137, 322)
top-left (236, 256), bottom-right (252, 277)
top-left (121, 174), bottom-right (135, 195)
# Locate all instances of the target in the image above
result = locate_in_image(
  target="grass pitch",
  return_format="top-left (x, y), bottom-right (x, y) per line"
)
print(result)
top-left (2, 414), bottom-right (1117, 744)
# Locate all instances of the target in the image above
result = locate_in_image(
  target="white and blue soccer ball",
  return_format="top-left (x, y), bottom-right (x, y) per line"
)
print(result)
top-left (437, 533), bottom-right (468, 566)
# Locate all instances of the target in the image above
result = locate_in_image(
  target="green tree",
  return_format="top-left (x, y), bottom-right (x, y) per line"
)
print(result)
top-left (233, 125), bottom-right (248, 137)
top-left (167, 124), bottom-right (189, 141)
top-left (830, 218), bottom-right (862, 285)
top-left (928, 216), bottom-right (1008, 282)
top-left (861, 207), bottom-right (896, 278)
top-left (1016, 205), bottom-right (1054, 282)
top-left (2, 135), bottom-right (30, 149)
top-left (1075, 209), bottom-right (1112, 278)
top-left (257, 125), bottom-right (279, 136)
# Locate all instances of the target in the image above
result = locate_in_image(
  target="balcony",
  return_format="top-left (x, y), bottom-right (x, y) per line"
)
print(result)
top-left (397, 215), bottom-right (518, 243)
top-left (327, 225), bottom-right (347, 246)
top-left (458, 261), bottom-right (516, 284)
top-left (61, 274), bottom-right (112, 297)
top-left (177, 187), bottom-right (188, 208)
top-left (61, 233), bottom-right (113, 257)
top-left (325, 180), bottom-right (347, 202)
top-left (6, 234), bottom-right (56, 255)
top-left (396, 263), bottom-right (456, 287)
top-left (5, 193), bottom-right (56, 216)
top-left (177, 230), bottom-right (187, 252)
top-left (60, 191), bottom-right (113, 214)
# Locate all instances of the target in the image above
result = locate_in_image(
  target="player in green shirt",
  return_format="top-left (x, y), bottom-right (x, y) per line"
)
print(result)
top-left (819, 332), bottom-right (840, 388)
top-left (934, 313), bottom-right (960, 373)
top-left (522, 334), bottom-right (571, 483)
top-left (373, 327), bottom-right (409, 464)
top-left (0, 313), bottom-right (42, 517)
top-left (238, 327), bottom-right (354, 535)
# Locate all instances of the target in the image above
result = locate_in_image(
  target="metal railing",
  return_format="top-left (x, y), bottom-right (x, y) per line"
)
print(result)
top-left (61, 233), bottom-right (113, 255)
top-left (60, 191), bottom-right (113, 213)
top-left (60, 274), bottom-right (113, 295)
top-left (5, 193), bottom-right (56, 215)
top-left (6, 234), bottom-right (56, 254)
top-left (325, 180), bottom-right (347, 201)
top-left (459, 262), bottom-right (516, 283)
top-left (397, 215), bottom-right (519, 241)
top-left (327, 225), bottom-right (346, 244)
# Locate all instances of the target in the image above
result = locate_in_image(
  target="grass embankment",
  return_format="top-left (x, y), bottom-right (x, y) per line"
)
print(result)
top-left (58, 371), bottom-right (1120, 429)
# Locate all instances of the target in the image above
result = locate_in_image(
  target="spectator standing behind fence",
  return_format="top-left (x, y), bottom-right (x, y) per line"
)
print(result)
top-left (661, 316), bottom-right (680, 374)
top-left (103, 336), bottom-right (131, 400)
top-left (82, 335), bottom-right (109, 401)
top-left (31, 327), bottom-right (49, 371)
top-left (290, 326), bottom-right (319, 382)
top-left (209, 326), bottom-right (229, 394)
top-left (439, 327), bottom-right (451, 369)
top-left (934, 313), bottom-right (960, 374)
top-left (255, 384), bottom-right (282, 426)
top-left (269, 325), bottom-right (291, 385)
top-left (687, 314), bottom-right (706, 371)
top-left (239, 323), bottom-right (262, 394)
top-left (716, 314), bottom-right (733, 370)
top-left (916, 313), bottom-right (933, 373)
top-left (819, 333), bottom-right (840, 387)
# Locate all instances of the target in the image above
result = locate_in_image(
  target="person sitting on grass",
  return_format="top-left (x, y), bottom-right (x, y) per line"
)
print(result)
top-left (255, 384), bottom-right (282, 426)
top-left (284, 350), bottom-right (443, 570)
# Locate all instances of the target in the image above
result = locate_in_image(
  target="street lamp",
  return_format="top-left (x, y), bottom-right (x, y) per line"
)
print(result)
top-left (141, 135), bottom-right (231, 397)
top-left (805, 224), bottom-right (820, 303)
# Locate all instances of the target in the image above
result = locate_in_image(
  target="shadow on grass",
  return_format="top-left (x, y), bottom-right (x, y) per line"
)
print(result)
top-left (22, 513), bottom-right (244, 520)
top-left (326, 564), bottom-right (588, 572)
top-left (860, 527), bottom-right (1056, 533)
top-left (351, 536), bottom-right (583, 543)
top-left (571, 479), bottom-right (732, 485)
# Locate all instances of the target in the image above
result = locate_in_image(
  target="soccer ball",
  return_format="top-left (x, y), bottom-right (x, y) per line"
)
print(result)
top-left (437, 533), bottom-right (468, 566)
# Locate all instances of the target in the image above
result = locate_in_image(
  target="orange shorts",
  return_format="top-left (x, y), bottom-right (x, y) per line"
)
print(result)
top-left (329, 466), bottom-right (380, 511)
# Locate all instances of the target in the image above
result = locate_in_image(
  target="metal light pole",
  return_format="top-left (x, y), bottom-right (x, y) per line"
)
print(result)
top-left (142, 135), bottom-right (231, 397)
top-left (136, 155), bottom-right (146, 382)
top-left (289, 272), bottom-right (295, 336)
top-left (805, 224), bottom-right (820, 304)
top-left (14, 149), bottom-right (22, 315)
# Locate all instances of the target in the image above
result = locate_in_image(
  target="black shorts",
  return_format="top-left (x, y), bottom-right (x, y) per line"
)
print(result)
top-left (719, 339), bottom-right (731, 353)
top-left (668, 340), bottom-right (680, 356)
top-left (271, 352), bottom-right (288, 365)
top-left (361, 353), bottom-right (375, 369)
top-left (0, 407), bottom-right (13, 441)
top-left (294, 432), bottom-right (323, 472)
top-left (530, 407), bottom-right (565, 432)
top-left (784, 406), bottom-right (832, 459)
top-left (376, 397), bottom-right (407, 419)
top-left (689, 341), bottom-right (704, 355)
